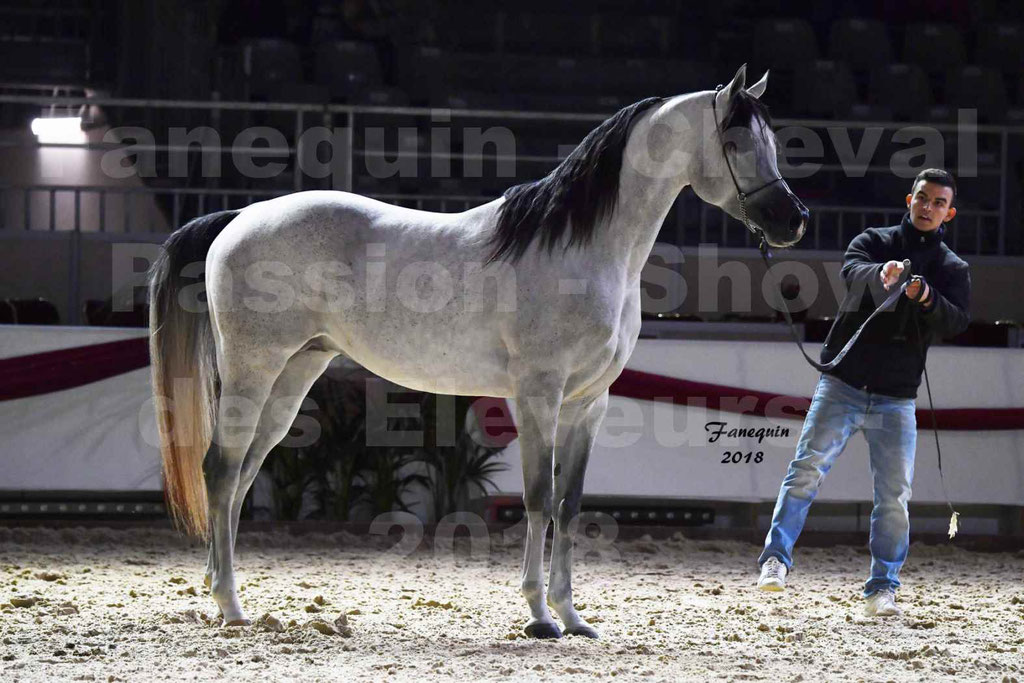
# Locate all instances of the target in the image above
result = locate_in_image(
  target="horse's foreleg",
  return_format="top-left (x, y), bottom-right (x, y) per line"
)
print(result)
top-left (547, 391), bottom-right (607, 638)
top-left (515, 375), bottom-right (564, 639)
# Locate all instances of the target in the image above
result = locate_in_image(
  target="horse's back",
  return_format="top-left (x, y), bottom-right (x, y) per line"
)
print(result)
top-left (211, 191), bottom-right (500, 264)
top-left (203, 191), bottom-right (516, 395)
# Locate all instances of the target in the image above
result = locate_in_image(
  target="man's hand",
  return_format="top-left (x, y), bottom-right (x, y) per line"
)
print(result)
top-left (905, 276), bottom-right (931, 306)
top-left (880, 260), bottom-right (905, 290)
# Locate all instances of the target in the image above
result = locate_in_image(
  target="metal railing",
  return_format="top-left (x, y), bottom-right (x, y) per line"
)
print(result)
top-left (0, 93), bottom-right (1021, 256)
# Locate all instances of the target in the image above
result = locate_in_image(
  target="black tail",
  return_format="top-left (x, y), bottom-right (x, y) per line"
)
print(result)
top-left (148, 209), bottom-right (240, 538)
top-left (158, 210), bottom-right (242, 274)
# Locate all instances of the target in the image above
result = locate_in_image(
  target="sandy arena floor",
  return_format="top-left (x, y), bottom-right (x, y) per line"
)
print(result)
top-left (1, 526), bottom-right (1022, 682)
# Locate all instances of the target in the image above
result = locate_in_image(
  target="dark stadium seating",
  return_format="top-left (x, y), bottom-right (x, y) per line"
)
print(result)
top-left (872, 174), bottom-right (916, 206)
top-left (869, 63), bottom-right (933, 120)
top-left (432, 91), bottom-right (508, 110)
top-left (313, 40), bottom-right (385, 101)
top-left (7, 299), bottom-right (60, 325)
top-left (211, 5), bottom-right (1016, 133)
top-left (792, 60), bottom-right (857, 118)
top-left (750, 18), bottom-right (819, 108)
top-left (396, 47), bottom-right (502, 103)
top-left (83, 300), bottom-right (148, 328)
top-left (507, 93), bottom-right (625, 114)
top-left (0, 300), bottom-right (15, 324)
top-left (752, 18), bottom-right (820, 69)
top-left (269, 82), bottom-right (330, 104)
top-left (503, 12), bottom-right (596, 56)
top-left (845, 102), bottom-right (896, 121)
top-left (428, 6), bottom-right (501, 53)
top-left (945, 66), bottom-right (1009, 123)
top-left (351, 86), bottom-right (410, 107)
top-left (902, 22), bottom-right (966, 74)
top-left (262, 83), bottom-right (330, 139)
top-left (349, 86), bottom-right (415, 160)
top-left (976, 23), bottom-right (1024, 75)
top-left (0, 1), bottom-right (98, 85)
top-left (828, 19), bottom-right (893, 72)
top-left (594, 13), bottom-right (675, 58)
top-left (241, 38), bottom-right (303, 99)
top-left (0, 39), bottom-right (90, 84)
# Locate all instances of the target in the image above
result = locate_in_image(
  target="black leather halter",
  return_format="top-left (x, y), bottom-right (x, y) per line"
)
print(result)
top-left (711, 84), bottom-right (785, 243)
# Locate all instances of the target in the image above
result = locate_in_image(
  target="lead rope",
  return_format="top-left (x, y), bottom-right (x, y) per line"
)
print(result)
top-left (757, 242), bottom-right (907, 373)
top-left (911, 294), bottom-right (961, 538)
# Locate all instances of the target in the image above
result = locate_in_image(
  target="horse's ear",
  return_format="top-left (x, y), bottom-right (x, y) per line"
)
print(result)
top-left (747, 70), bottom-right (769, 99)
top-left (721, 64), bottom-right (747, 108)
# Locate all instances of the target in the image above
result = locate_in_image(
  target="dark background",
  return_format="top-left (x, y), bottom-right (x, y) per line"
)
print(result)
top-left (3, 0), bottom-right (1023, 211)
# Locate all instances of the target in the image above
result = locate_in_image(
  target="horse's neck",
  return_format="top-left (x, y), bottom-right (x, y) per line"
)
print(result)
top-left (606, 93), bottom-right (707, 282)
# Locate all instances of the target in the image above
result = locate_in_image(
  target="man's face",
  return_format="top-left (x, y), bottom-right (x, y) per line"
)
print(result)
top-left (905, 180), bottom-right (956, 232)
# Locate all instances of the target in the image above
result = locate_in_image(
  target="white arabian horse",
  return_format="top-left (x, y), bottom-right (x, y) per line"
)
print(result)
top-left (149, 65), bottom-right (807, 637)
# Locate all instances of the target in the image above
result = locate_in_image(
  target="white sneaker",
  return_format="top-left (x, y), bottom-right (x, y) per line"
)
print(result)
top-left (758, 557), bottom-right (788, 591)
top-left (864, 589), bottom-right (902, 617)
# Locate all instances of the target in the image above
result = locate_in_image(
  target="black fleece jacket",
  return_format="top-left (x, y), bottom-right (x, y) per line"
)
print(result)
top-left (820, 213), bottom-right (971, 398)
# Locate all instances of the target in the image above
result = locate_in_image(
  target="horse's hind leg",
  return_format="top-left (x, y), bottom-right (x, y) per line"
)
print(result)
top-left (204, 349), bottom-right (337, 587)
top-left (515, 373), bottom-right (564, 639)
top-left (547, 391), bottom-right (608, 638)
top-left (204, 349), bottom-right (288, 625)
top-left (231, 352), bottom-right (336, 550)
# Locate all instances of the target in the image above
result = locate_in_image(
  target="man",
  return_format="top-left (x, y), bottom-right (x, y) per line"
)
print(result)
top-left (756, 168), bottom-right (971, 617)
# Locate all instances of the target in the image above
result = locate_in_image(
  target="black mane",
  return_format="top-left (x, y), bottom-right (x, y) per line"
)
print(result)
top-left (719, 88), bottom-right (772, 137)
top-left (487, 97), bottom-right (665, 263)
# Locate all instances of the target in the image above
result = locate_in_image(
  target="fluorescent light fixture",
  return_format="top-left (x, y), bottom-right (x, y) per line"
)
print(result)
top-left (31, 116), bottom-right (85, 144)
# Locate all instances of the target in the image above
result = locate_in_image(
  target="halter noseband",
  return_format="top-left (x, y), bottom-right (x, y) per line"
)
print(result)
top-left (711, 84), bottom-right (785, 249)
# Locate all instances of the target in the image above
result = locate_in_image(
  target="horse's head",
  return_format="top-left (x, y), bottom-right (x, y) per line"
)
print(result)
top-left (691, 65), bottom-right (808, 248)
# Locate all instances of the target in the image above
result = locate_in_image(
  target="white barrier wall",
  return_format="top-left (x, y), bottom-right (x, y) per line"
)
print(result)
top-left (487, 340), bottom-right (1024, 506)
top-left (1, 326), bottom-right (1022, 506)
top-left (0, 326), bottom-right (159, 491)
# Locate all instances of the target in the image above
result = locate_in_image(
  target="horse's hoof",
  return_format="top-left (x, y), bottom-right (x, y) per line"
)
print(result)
top-left (524, 621), bottom-right (563, 639)
top-left (222, 618), bottom-right (250, 627)
top-left (563, 624), bottom-right (600, 639)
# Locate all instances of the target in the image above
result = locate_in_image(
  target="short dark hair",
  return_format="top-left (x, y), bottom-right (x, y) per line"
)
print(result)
top-left (912, 168), bottom-right (956, 203)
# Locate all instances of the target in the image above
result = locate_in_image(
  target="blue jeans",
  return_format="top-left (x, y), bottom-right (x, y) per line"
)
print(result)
top-left (759, 374), bottom-right (917, 597)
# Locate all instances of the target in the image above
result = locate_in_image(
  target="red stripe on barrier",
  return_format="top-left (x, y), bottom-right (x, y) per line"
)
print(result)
top-left (470, 396), bottom-right (519, 447)
top-left (612, 368), bottom-right (1024, 431)
top-left (0, 337), bottom-right (150, 401)
top-left (2, 338), bottom-right (1022, 432)
top-left (468, 368), bottom-right (1024, 439)
top-left (612, 368), bottom-right (812, 419)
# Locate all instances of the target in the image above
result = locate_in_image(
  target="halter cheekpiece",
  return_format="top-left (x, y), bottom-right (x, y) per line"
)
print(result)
top-left (712, 83), bottom-right (784, 253)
